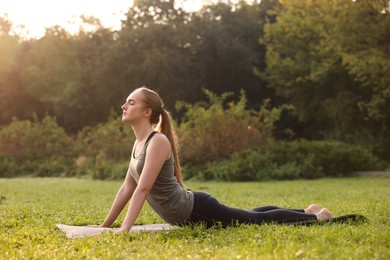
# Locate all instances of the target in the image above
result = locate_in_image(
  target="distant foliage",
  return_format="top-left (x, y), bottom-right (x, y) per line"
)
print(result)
top-left (0, 95), bottom-right (385, 180)
top-left (0, 115), bottom-right (74, 177)
top-left (0, 113), bottom-right (135, 179)
top-left (74, 113), bottom-right (135, 179)
top-left (0, 115), bottom-right (73, 159)
top-left (187, 140), bottom-right (386, 181)
top-left (1, 0), bottom-right (389, 162)
top-left (261, 0), bottom-right (390, 160)
top-left (177, 89), bottom-right (291, 166)
top-left (75, 112), bottom-right (135, 162)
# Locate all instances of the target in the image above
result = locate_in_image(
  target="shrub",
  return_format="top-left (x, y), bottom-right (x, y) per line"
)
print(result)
top-left (185, 140), bottom-right (385, 181)
top-left (32, 158), bottom-right (72, 177)
top-left (74, 113), bottom-right (134, 179)
top-left (270, 140), bottom-right (385, 177)
top-left (0, 157), bottom-right (27, 177)
top-left (0, 115), bottom-right (74, 160)
top-left (74, 154), bottom-right (129, 180)
top-left (0, 115), bottom-right (74, 177)
top-left (75, 112), bottom-right (135, 162)
top-left (0, 113), bottom-right (134, 179)
top-left (177, 89), bottom-right (290, 166)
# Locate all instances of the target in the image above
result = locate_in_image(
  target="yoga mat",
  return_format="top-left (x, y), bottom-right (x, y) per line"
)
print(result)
top-left (56, 224), bottom-right (178, 238)
top-left (285, 214), bottom-right (368, 226)
top-left (57, 214), bottom-right (366, 238)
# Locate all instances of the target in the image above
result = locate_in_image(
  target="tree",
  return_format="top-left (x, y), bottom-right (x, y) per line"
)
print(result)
top-left (71, 18), bottom-right (120, 130)
top-left (185, 2), bottom-right (267, 102)
top-left (334, 0), bottom-right (390, 122)
top-left (114, 0), bottom-right (268, 112)
top-left (0, 16), bottom-right (44, 125)
top-left (19, 27), bottom-right (84, 130)
top-left (19, 21), bottom-right (118, 131)
top-left (262, 0), bottom-right (390, 159)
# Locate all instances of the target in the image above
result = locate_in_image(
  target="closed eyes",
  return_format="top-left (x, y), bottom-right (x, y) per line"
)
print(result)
top-left (126, 99), bottom-right (136, 105)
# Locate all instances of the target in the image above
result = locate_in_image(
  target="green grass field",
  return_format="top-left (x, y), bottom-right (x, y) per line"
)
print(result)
top-left (1, 177), bottom-right (389, 259)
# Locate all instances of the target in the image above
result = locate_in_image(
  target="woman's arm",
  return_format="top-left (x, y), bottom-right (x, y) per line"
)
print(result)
top-left (100, 166), bottom-right (137, 227)
top-left (119, 134), bottom-right (171, 232)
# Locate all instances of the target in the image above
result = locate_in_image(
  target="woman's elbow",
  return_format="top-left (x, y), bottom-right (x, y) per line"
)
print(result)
top-left (135, 186), bottom-right (151, 198)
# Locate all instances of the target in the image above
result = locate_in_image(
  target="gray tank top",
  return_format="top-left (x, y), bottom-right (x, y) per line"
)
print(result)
top-left (129, 133), bottom-right (194, 225)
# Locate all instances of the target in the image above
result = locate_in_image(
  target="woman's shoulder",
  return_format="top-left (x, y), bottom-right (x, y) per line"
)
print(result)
top-left (147, 132), bottom-right (171, 159)
top-left (147, 132), bottom-right (170, 149)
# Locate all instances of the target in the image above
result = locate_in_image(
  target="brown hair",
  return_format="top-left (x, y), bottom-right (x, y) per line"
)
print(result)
top-left (137, 86), bottom-right (185, 188)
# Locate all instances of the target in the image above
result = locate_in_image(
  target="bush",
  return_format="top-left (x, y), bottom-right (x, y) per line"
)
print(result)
top-left (0, 157), bottom-right (27, 177)
top-left (0, 113), bottom-right (136, 179)
top-left (271, 140), bottom-right (385, 177)
top-left (177, 89), bottom-right (291, 166)
top-left (32, 158), bottom-right (72, 177)
top-left (73, 113), bottom-right (134, 179)
top-left (74, 155), bottom-right (129, 180)
top-left (0, 115), bottom-right (74, 160)
top-left (185, 140), bottom-right (385, 181)
top-left (0, 97), bottom-right (384, 181)
top-left (75, 112), bottom-right (135, 162)
top-left (0, 115), bottom-right (74, 177)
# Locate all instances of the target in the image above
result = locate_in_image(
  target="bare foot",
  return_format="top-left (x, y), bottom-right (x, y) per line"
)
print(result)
top-left (305, 204), bottom-right (322, 214)
top-left (315, 208), bottom-right (334, 221)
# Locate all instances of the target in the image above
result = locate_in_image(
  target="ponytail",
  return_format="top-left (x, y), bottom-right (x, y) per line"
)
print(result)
top-left (138, 86), bottom-right (185, 188)
top-left (156, 109), bottom-right (185, 188)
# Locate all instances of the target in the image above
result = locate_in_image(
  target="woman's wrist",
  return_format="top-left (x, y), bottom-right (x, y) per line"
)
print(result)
top-left (120, 224), bottom-right (131, 232)
top-left (100, 221), bottom-right (110, 228)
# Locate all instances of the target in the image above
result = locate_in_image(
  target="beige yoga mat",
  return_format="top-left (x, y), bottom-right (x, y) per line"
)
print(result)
top-left (56, 224), bottom-right (178, 238)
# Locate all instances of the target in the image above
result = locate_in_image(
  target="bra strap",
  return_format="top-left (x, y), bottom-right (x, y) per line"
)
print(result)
top-left (145, 131), bottom-right (158, 144)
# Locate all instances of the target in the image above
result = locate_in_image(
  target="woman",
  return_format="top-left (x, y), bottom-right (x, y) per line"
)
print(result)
top-left (100, 86), bottom-right (333, 232)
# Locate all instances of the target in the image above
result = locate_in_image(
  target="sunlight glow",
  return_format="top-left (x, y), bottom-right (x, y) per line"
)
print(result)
top-left (0, 0), bottom-right (255, 39)
top-left (1, 0), bottom-right (134, 38)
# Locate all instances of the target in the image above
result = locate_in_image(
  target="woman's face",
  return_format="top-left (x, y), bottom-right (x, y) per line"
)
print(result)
top-left (121, 90), bottom-right (149, 124)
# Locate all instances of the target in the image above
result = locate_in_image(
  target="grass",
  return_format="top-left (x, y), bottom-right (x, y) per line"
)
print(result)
top-left (0, 177), bottom-right (389, 259)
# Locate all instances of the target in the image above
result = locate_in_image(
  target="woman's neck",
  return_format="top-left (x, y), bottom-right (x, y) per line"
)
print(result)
top-left (131, 123), bottom-right (155, 142)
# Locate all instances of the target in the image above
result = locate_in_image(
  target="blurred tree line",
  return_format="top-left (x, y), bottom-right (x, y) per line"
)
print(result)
top-left (0, 0), bottom-right (389, 162)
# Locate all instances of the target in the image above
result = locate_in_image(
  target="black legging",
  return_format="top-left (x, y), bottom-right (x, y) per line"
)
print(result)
top-left (184, 191), bottom-right (317, 228)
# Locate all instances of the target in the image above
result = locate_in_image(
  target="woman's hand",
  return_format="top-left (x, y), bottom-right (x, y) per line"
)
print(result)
top-left (114, 229), bottom-right (127, 234)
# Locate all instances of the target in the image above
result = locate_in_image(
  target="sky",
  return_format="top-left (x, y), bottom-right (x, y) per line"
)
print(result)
top-left (0, 0), bottom-right (210, 38)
